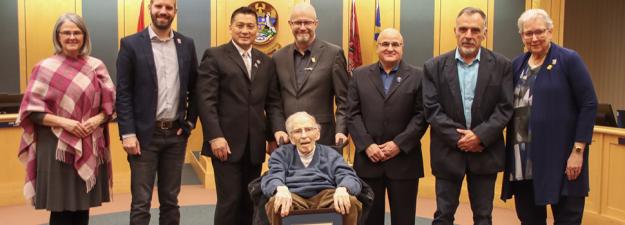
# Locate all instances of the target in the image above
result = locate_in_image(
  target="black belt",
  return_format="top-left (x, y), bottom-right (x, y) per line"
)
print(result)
top-left (155, 120), bottom-right (177, 129)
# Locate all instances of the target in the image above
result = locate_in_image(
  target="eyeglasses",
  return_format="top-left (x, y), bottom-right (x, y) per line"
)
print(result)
top-left (522, 28), bottom-right (548, 39)
top-left (59, 31), bottom-right (83, 37)
top-left (377, 42), bottom-right (403, 48)
top-left (290, 127), bottom-right (318, 136)
top-left (289, 20), bottom-right (316, 27)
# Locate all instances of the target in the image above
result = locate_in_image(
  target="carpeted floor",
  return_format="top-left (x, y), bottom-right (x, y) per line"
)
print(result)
top-left (41, 204), bottom-right (436, 225)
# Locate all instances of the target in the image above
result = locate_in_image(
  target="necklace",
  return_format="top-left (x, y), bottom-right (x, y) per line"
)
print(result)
top-left (528, 55), bottom-right (546, 68)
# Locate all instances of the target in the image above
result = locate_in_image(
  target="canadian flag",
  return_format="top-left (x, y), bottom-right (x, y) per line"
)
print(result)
top-left (348, 0), bottom-right (362, 73)
top-left (137, 0), bottom-right (145, 32)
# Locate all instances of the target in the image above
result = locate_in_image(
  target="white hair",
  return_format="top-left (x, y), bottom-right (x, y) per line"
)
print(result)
top-left (285, 112), bottom-right (320, 133)
top-left (517, 8), bottom-right (554, 33)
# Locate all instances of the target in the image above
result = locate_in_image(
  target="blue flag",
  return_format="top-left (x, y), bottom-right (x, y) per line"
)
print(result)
top-left (374, 0), bottom-right (381, 40)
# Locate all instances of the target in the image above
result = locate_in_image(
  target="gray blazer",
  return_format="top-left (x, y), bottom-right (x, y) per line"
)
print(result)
top-left (422, 47), bottom-right (513, 180)
top-left (272, 40), bottom-right (349, 145)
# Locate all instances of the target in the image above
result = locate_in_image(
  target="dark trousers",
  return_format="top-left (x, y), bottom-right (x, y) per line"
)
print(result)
top-left (362, 177), bottom-right (419, 225)
top-left (432, 173), bottom-right (497, 225)
top-left (212, 147), bottom-right (262, 225)
top-left (512, 180), bottom-right (585, 225)
top-left (49, 210), bottom-right (89, 225)
top-left (128, 128), bottom-right (187, 225)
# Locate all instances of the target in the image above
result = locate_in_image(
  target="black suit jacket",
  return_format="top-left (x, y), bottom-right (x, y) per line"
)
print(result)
top-left (115, 29), bottom-right (198, 147)
top-left (423, 48), bottom-right (513, 180)
top-left (272, 40), bottom-right (349, 145)
top-left (347, 61), bottom-right (428, 179)
top-left (196, 42), bottom-right (283, 164)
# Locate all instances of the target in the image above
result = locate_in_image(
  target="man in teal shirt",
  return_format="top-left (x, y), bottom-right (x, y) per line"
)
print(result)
top-left (423, 7), bottom-right (513, 225)
top-left (455, 48), bottom-right (480, 128)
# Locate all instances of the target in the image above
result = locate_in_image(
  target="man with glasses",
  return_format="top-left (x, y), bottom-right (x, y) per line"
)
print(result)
top-left (262, 112), bottom-right (362, 225)
top-left (271, 2), bottom-right (350, 151)
top-left (422, 7), bottom-right (513, 225)
top-left (347, 28), bottom-right (428, 225)
top-left (196, 6), bottom-right (286, 225)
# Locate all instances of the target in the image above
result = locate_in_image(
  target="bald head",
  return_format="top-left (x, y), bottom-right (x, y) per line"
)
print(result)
top-left (376, 28), bottom-right (404, 68)
top-left (377, 28), bottom-right (404, 43)
top-left (289, 3), bottom-right (319, 48)
top-left (290, 3), bottom-right (317, 20)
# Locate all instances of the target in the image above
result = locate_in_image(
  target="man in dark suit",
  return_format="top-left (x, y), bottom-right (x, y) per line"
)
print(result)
top-left (422, 7), bottom-right (513, 225)
top-left (271, 3), bottom-right (349, 149)
top-left (348, 28), bottom-right (428, 225)
top-left (115, 0), bottom-right (198, 224)
top-left (195, 6), bottom-right (286, 225)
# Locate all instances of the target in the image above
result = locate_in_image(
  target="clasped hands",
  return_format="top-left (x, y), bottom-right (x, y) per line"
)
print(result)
top-left (366, 141), bottom-right (400, 163)
top-left (456, 129), bottom-right (484, 152)
top-left (61, 114), bottom-right (105, 138)
top-left (273, 186), bottom-right (352, 217)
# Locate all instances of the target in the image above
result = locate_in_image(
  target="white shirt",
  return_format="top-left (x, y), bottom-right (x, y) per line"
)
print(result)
top-left (298, 146), bottom-right (316, 168)
top-left (149, 26), bottom-right (180, 121)
top-left (231, 40), bottom-right (252, 79)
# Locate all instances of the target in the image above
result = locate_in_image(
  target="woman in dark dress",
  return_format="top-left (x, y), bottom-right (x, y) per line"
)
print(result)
top-left (16, 13), bottom-right (115, 225)
top-left (501, 8), bottom-right (598, 225)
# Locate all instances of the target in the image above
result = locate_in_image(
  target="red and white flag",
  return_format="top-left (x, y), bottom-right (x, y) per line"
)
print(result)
top-left (137, 0), bottom-right (145, 32)
top-left (348, 0), bottom-right (362, 73)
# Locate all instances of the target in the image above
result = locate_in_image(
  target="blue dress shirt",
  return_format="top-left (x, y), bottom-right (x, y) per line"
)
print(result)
top-left (455, 48), bottom-right (480, 128)
top-left (379, 63), bottom-right (400, 95)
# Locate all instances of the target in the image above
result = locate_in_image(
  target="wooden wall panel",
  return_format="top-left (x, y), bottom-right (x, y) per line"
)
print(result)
top-left (587, 134), bottom-right (603, 214)
top-left (605, 138), bottom-right (625, 219)
top-left (526, 0), bottom-right (564, 44)
top-left (564, 0), bottom-right (625, 115)
top-left (434, 0), bottom-right (494, 56)
top-left (350, 0), bottom-right (400, 65)
top-left (118, 0), bottom-right (178, 40)
top-left (213, 0), bottom-right (300, 51)
top-left (22, 0), bottom-right (80, 86)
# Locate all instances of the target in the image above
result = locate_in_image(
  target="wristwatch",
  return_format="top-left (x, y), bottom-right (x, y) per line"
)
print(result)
top-left (574, 146), bottom-right (583, 153)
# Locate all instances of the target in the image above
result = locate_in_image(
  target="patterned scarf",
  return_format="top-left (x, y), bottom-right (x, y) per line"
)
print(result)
top-left (16, 54), bottom-right (116, 202)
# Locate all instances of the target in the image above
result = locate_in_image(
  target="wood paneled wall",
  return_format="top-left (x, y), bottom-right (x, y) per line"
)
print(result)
top-left (564, 0), bottom-right (625, 113)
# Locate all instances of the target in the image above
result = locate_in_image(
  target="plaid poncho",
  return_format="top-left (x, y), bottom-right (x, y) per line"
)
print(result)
top-left (16, 54), bottom-right (115, 202)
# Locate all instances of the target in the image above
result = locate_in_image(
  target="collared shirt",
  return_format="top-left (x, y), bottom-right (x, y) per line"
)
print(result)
top-left (298, 146), bottom-right (316, 168)
top-left (148, 26), bottom-right (180, 121)
top-left (455, 48), bottom-right (481, 128)
top-left (231, 40), bottom-right (253, 78)
top-left (378, 62), bottom-right (400, 95)
top-left (293, 40), bottom-right (315, 88)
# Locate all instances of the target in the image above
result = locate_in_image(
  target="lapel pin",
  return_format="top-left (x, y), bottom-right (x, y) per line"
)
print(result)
top-left (397, 76), bottom-right (402, 83)
top-left (177, 38), bottom-right (181, 44)
top-left (547, 65), bottom-right (553, 70)
top-left (552, 59), bottom-right (557, 65)
top-left (311, 57), bottom-right (316, 63)
top-left (304, 67), bottom-right (313, 71)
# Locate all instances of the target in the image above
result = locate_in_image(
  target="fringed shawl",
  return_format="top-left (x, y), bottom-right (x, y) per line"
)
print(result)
top-left (16, 55), bottom-right (115, 202)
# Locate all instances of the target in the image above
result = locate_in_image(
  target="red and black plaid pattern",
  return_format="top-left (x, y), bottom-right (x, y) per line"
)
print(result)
top-left (17, 55), bottom-right (115, 201)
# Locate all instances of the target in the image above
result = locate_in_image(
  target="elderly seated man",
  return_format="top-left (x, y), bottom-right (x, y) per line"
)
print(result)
top-left (262, 112), bottom-right (363, 225)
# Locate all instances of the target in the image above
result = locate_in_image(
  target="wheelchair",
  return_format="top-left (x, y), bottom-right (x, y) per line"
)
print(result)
top-left (248, 173), bottom-right (374, 225)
